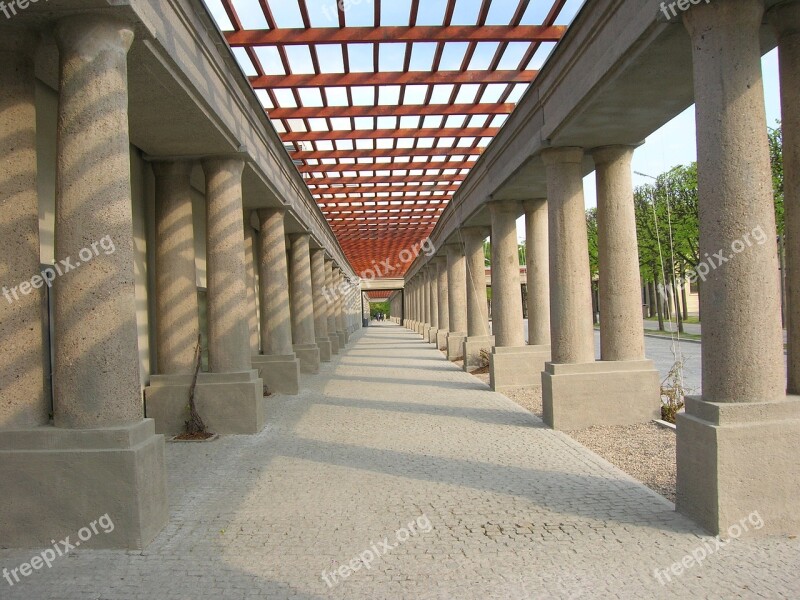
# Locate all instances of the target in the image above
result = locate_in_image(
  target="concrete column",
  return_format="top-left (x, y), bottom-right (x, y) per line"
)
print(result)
top-left (417, 277), bottom-right (423, 328)
top-left (335, 267), bottom-right (348, 346)
top-left (202, 157), bottom-right (252, 374)
top-left (435, 257), bottom-right (450, 349)
top-left (541, 148), bottom-right (595, 365)
top-left (488, 200), bottom-right (549, 390)
top-left (446, 242), bottom-right (468, 360)
top-left (676, 0), bottom-right (798, 537)
top-left (771, 3), bottom-right (800, 394)
top-left (149, 161), bottom-right (265, 427)
top-left (524, 200), bottom-right (551, 346)
top-left (686, 1), bottom-right (784, 403)
top-left (539, 147), bottom-right (656, 430)
top-left (325, 259), bottom-right (340, 354)
top-left (462, 227), bottom-right (493, 370)
top-left (251, 208), bottom-right (300, 395)
top-left (289, 233), bottom-right (320, 374)
top-left (3, 16), bottom-right (169, 549)
top-left (153, 161), bottom-right (200, 375)
top-left (428, 264), bottom-right (439, 343)
top-left (421, 267), bottom-right (431, 340)
top-left (0, 28), bottom-right (47, 429)
top-left (311, 249), bottom-right (332, 362)
top-left (408, 278), bottom-right (416, 328)
top-left (244, 223), bottom-right (260, 355)
top-left (463, 228), bottom-right (490, 337)
top-left (489, 201), bottom-right (525, 348)
top-left (53, 17), bottom-right (142, 429)
top-left (591, 146), bottom-right (646, 361)
top-left (258, 209), bottom-right (294, 356)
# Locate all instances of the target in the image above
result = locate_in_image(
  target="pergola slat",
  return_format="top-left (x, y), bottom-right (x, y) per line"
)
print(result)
top-left (216, 0), bottom-right (571, 277)
top-left (225, 25), bottom-right (566, 46)
top-left (269, 103), bottom-right (514, 120)
top-left (251, 70), bottom-right (536, 89)
top-left (308, 174), bottom-right (467, 186)
top-left (282, 127), bottom-right (498, 142)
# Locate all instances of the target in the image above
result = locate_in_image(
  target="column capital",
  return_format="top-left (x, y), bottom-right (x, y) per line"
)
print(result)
top-left (588, 144), bottom-right (638, 166)
top-left (151, 160), bottom-right (194, 180)
top-left (683, 0), bottom-right (764, 37)
top-left (55, 14), bottom-right (134, 57)
top-left (541, 146), bottom-right (584, 166)
top-left (523, 198), bottom-right (547, 212)
top-left (289, 231), bottom-right (311, 239)
top-left (460, 226), bottom-right (490, 240)
top-left (768, 1), bottom-right (800, 37)
top-left (258, 206), bottom-right (286, 218)
top-left (202, 156), bottom-right (246, 178)
top-left (488, 198), bottom-right (523, 217)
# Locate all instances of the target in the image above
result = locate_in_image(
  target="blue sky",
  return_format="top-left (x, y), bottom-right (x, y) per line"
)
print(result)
top-left (204, 0), bottom-right (783, 239)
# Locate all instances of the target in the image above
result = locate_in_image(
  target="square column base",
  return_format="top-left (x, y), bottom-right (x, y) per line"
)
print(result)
top-left (316, 337), bottom-right (333, 362)
top-left (428, 328), bottom-right (438, 344)
top-left (463, 335), bottom-right (495, 371)
top-left (294, 343), bottom-right (321, 374)
top-left (542, 360), bottom-right (659, 430)
top-left (489, 344), bottom-right (551, 391)
top-left (336, 330), bottom-right (348, 348)
top-left (253, 354), bottom-right (300, 395)
top-left (447, 332), bottom-right (466, 360)
top-left (146, 371), bottom-right (266, 435)
top-left (436, 329), bottom-right (449, 351)
top-left (0, 419), bottom-right (168, 549)
top-left (677, 396), bottom-right (800, 536)
top-left (422, 325), bottom-right (431, 340)
top-left (329, 333), bottom-right (340, 354)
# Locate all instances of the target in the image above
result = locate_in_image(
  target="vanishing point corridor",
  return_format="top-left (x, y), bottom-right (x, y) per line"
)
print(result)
top-left (3, 324), bottom-right (797, 599)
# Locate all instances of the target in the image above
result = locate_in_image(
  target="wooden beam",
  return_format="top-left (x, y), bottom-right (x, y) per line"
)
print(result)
top-left (283, 126), bottom-right (498, 142)
top-left (251, 70), bottom-right (536, 89)
top-left (225, 25), bottom-right (566, 47)
top-left (269, 103), bottom-right (515, 120)
top-left (292, 147), bottom-right (484, 160)
top-left (301, 160), bottom-right (474, 174)
top-left (308, 174), bottom-right (467, 186)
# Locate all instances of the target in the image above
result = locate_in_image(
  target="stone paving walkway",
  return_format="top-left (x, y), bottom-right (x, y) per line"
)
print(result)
top-left (2, 323), bottom-right (799, 599)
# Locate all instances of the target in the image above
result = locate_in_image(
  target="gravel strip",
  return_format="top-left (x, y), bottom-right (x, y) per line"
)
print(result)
top-left (502, 386), bottom-right (543, 419)
top-left (501, 388), bottom-right (676, 502)
top-left (569, 423), bottom-right (677, 502)
top-left (457, 357), bottom-right (677, 502)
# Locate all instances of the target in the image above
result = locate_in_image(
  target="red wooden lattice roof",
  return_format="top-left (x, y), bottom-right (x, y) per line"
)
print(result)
top-left (215, 0), bottom-right (571, 277)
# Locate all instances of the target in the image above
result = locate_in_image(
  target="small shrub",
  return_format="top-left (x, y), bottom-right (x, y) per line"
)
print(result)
top-left (660, 359), bottom-right (687, 424)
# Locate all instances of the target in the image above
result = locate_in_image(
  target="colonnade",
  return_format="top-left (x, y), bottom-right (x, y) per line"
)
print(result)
top-left (0, 13), bottom-right (361, 549)
top-left (399, 0), bottom-right (800, 537)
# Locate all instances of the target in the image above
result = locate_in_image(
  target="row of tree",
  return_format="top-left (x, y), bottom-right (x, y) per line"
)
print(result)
top-left (586, 123), bottom-right (784, 331)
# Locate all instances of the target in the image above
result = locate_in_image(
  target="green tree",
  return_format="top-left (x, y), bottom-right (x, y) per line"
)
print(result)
top-left (370, 301), bottom-right (390, 318)
top-left (770, 122), bottom-right (784, 236)
top-left (585, 208), bottom-right (599, 280)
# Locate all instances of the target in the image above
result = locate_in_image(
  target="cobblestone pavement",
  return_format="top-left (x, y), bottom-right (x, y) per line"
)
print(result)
top-left (2, 323), bottom-right (798, 599)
